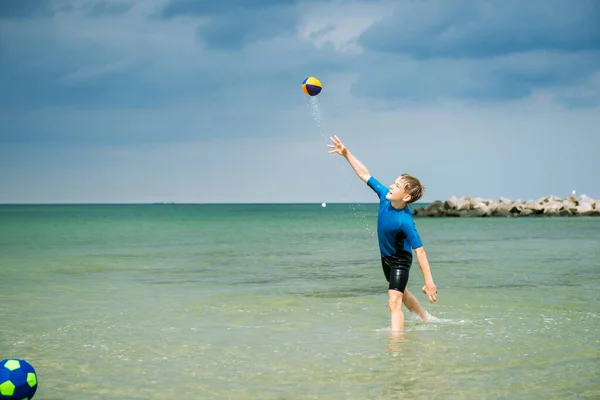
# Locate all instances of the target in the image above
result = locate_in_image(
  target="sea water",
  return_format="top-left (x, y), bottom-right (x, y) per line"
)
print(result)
top-left (1, 204), bottom-right (598, 399)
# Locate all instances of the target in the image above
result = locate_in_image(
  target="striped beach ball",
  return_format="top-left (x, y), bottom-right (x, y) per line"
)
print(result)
top-left (302, 76), bottom-right (322, 96)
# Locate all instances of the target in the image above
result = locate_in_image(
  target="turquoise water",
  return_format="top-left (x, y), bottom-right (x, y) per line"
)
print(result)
top-left (1, 204), bottom-right (599, 399)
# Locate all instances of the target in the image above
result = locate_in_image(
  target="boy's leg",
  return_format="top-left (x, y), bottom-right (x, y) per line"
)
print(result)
top-left (388, 290), bottom-right (405, 332)
top-left (402, 289), bottom-right (429, 322)
top-left (385, 262), bottom-right (411, 331)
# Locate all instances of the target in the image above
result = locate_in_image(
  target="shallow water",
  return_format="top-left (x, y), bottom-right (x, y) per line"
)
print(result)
top-left (1, 204), bottom-right (599, 399)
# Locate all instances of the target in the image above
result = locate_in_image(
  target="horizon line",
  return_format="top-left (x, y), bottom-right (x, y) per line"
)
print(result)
top-left (0, 201), bottom-right (390, 206)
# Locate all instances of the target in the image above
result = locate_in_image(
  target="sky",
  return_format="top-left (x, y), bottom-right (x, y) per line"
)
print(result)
top-left (1, 0), bottom-right (599, 204)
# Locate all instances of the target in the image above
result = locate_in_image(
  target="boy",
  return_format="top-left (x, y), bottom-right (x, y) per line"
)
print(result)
top-left (327, 135), bottom-right (438, 332)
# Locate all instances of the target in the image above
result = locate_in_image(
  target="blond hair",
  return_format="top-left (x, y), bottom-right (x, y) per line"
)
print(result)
top-left (401, 173), bottom-right (424, 204)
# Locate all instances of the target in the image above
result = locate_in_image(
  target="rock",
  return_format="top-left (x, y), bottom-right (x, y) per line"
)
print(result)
top-left (559, 208), bottom-right (572, 216)
top-left (576, 202), bottom-right (600, 216)
top-left (576, 202), bottom-right (594, 214)
top-left (543, 201), bottom-right (563, 216)
top-left (458, 210), bottom-right (471, 217)
top-left (520, 208), bottom-right (534, 216)
top-left (579, 195), bottom-right (599, 213)
top-left (487, 200), bottom-right (499, 214)
top-left (562, 200), bottom-right (578, 213)
top-left (509, 204), bottom-right (522, 214)
top-left (492, 206), bottom-right (511, 217)
top-left (444, 195), bottom-right (459, 210)
top-left (472, 201), bottom-right (491, 217)
top-left (445, 209), bottom-right (462, 217)
top-left (567, 195), bottom-right (579, 205)
top-left (534, 200), bottom-right (547, 213)
top-left (413, 194), bottom-right (599, 217)
top-left (580, 194), bottom-right (595, 205)
top-left (468, 207), bottom-right (488, 217)
top-left (425, 200), bottom-right (445, 217)
top-left (455, 196), bottom-right (471, 211)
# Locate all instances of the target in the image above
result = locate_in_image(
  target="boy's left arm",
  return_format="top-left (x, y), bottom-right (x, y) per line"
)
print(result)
top-left (414, 247), bottom-right (438, 303)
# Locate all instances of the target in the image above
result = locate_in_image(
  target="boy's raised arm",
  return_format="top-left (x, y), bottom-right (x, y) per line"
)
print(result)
top-left (328, 135), bottom-right (371, 183)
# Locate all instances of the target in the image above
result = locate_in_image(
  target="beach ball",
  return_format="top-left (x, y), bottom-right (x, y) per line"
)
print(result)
top-left (302, 76), bottom-right (322, 96)
top-left (0, 359), bottom-right (38, 400)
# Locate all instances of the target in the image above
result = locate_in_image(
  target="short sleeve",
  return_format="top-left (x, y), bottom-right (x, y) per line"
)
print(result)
top-left (402, 218), bottom-right (423, 249)
top-left (367, 176), bottom-right (389, 199)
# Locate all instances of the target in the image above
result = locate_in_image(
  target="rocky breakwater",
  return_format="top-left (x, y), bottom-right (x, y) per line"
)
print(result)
top-left (413, 194), bottom-right (600, 217)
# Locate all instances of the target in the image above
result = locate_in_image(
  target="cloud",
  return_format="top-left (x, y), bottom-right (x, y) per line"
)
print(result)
top-left (348, 0), bottom-right (600, 104)
top-left (85, 0), bottom-right (134, 18)
top-left (358, 0), bottom-right (600, 59)
top-left (196, 6), bottom-right (299, 50)
top-left (0, 0), bottom-right (56, 19)
top-left (160, 0), bottom-right (386, 50)
top-left (534, 71), bottom-right (600, 108)
top-left (159, 0), bottom-right (305, 49)
top-left (0, 0), bottom-right (138, 19)
top-left (350, 50), bottom-right (600, 104)
top-left (0, 0), bottom-right (356, 116)
top-left (0, 0), bottom-right (598, 150)
top-left (159, 0), bottom-right (384, 19)
top-left (160, 0), bottom-right (298, 18)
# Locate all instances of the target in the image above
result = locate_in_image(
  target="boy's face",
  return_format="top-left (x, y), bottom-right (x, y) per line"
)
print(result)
top-left (386, 176), bottom-right (411, 203)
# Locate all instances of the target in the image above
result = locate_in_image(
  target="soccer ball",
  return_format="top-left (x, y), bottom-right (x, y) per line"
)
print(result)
top-left (0, 359), bottom-right (38, 400)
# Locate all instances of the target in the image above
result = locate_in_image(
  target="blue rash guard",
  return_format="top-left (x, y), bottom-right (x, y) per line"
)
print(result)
top-left (367, 176), bottom-right (423, 292)
top-left (367, 176), bottom-right (423, 257)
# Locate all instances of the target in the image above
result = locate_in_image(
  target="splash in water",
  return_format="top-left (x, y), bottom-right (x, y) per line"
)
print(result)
top-left (349, 203), bottom-right (376, 239)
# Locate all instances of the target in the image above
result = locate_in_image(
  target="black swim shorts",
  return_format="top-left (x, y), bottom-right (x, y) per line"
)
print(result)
top-left (381, 254), bottom-right (412, 293)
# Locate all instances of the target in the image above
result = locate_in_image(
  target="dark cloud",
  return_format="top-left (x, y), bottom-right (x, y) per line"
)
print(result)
top-left (160, 0), bottom-right (306, 49)
top-left (197, 7), bottom-right (299, 49)
top-left (359, 0), bottom-right (600, 59)
top-left (0, 0), bottom-right (598, 129)
top-left (0, 0), bottom-right (350, 114)
top-left (0, 33), bottom-right (346, 113)
top-left (159, 0), bottom-right (382, 18)
top-left (85, 1), bottom-right (134, 18)
top-left (160, 0), bottom-right (298, 18)
top-left (349, 0), bottom-right (600, 104)
top-left (350, 51), bottom-right (600, 104)
top-left (0, 0), bottom-right (55, 19)
top-left (161, 0), bottom-right (384, 49)
top-left (0, 0), bottom-right (134, 19)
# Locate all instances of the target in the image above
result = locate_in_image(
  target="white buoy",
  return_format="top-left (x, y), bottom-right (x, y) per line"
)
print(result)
top-left (321, 202), bottom-right (327, 207)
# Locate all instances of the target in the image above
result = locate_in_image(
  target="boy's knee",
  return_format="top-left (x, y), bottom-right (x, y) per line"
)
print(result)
top-left (388, 290), bottom-right (403, 311)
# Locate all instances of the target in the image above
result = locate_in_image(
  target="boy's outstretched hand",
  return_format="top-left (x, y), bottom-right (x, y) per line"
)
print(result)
top-left (422, 282), bottom-right (438, 303)
top-left (327, 135), bottom-right (347, 156)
